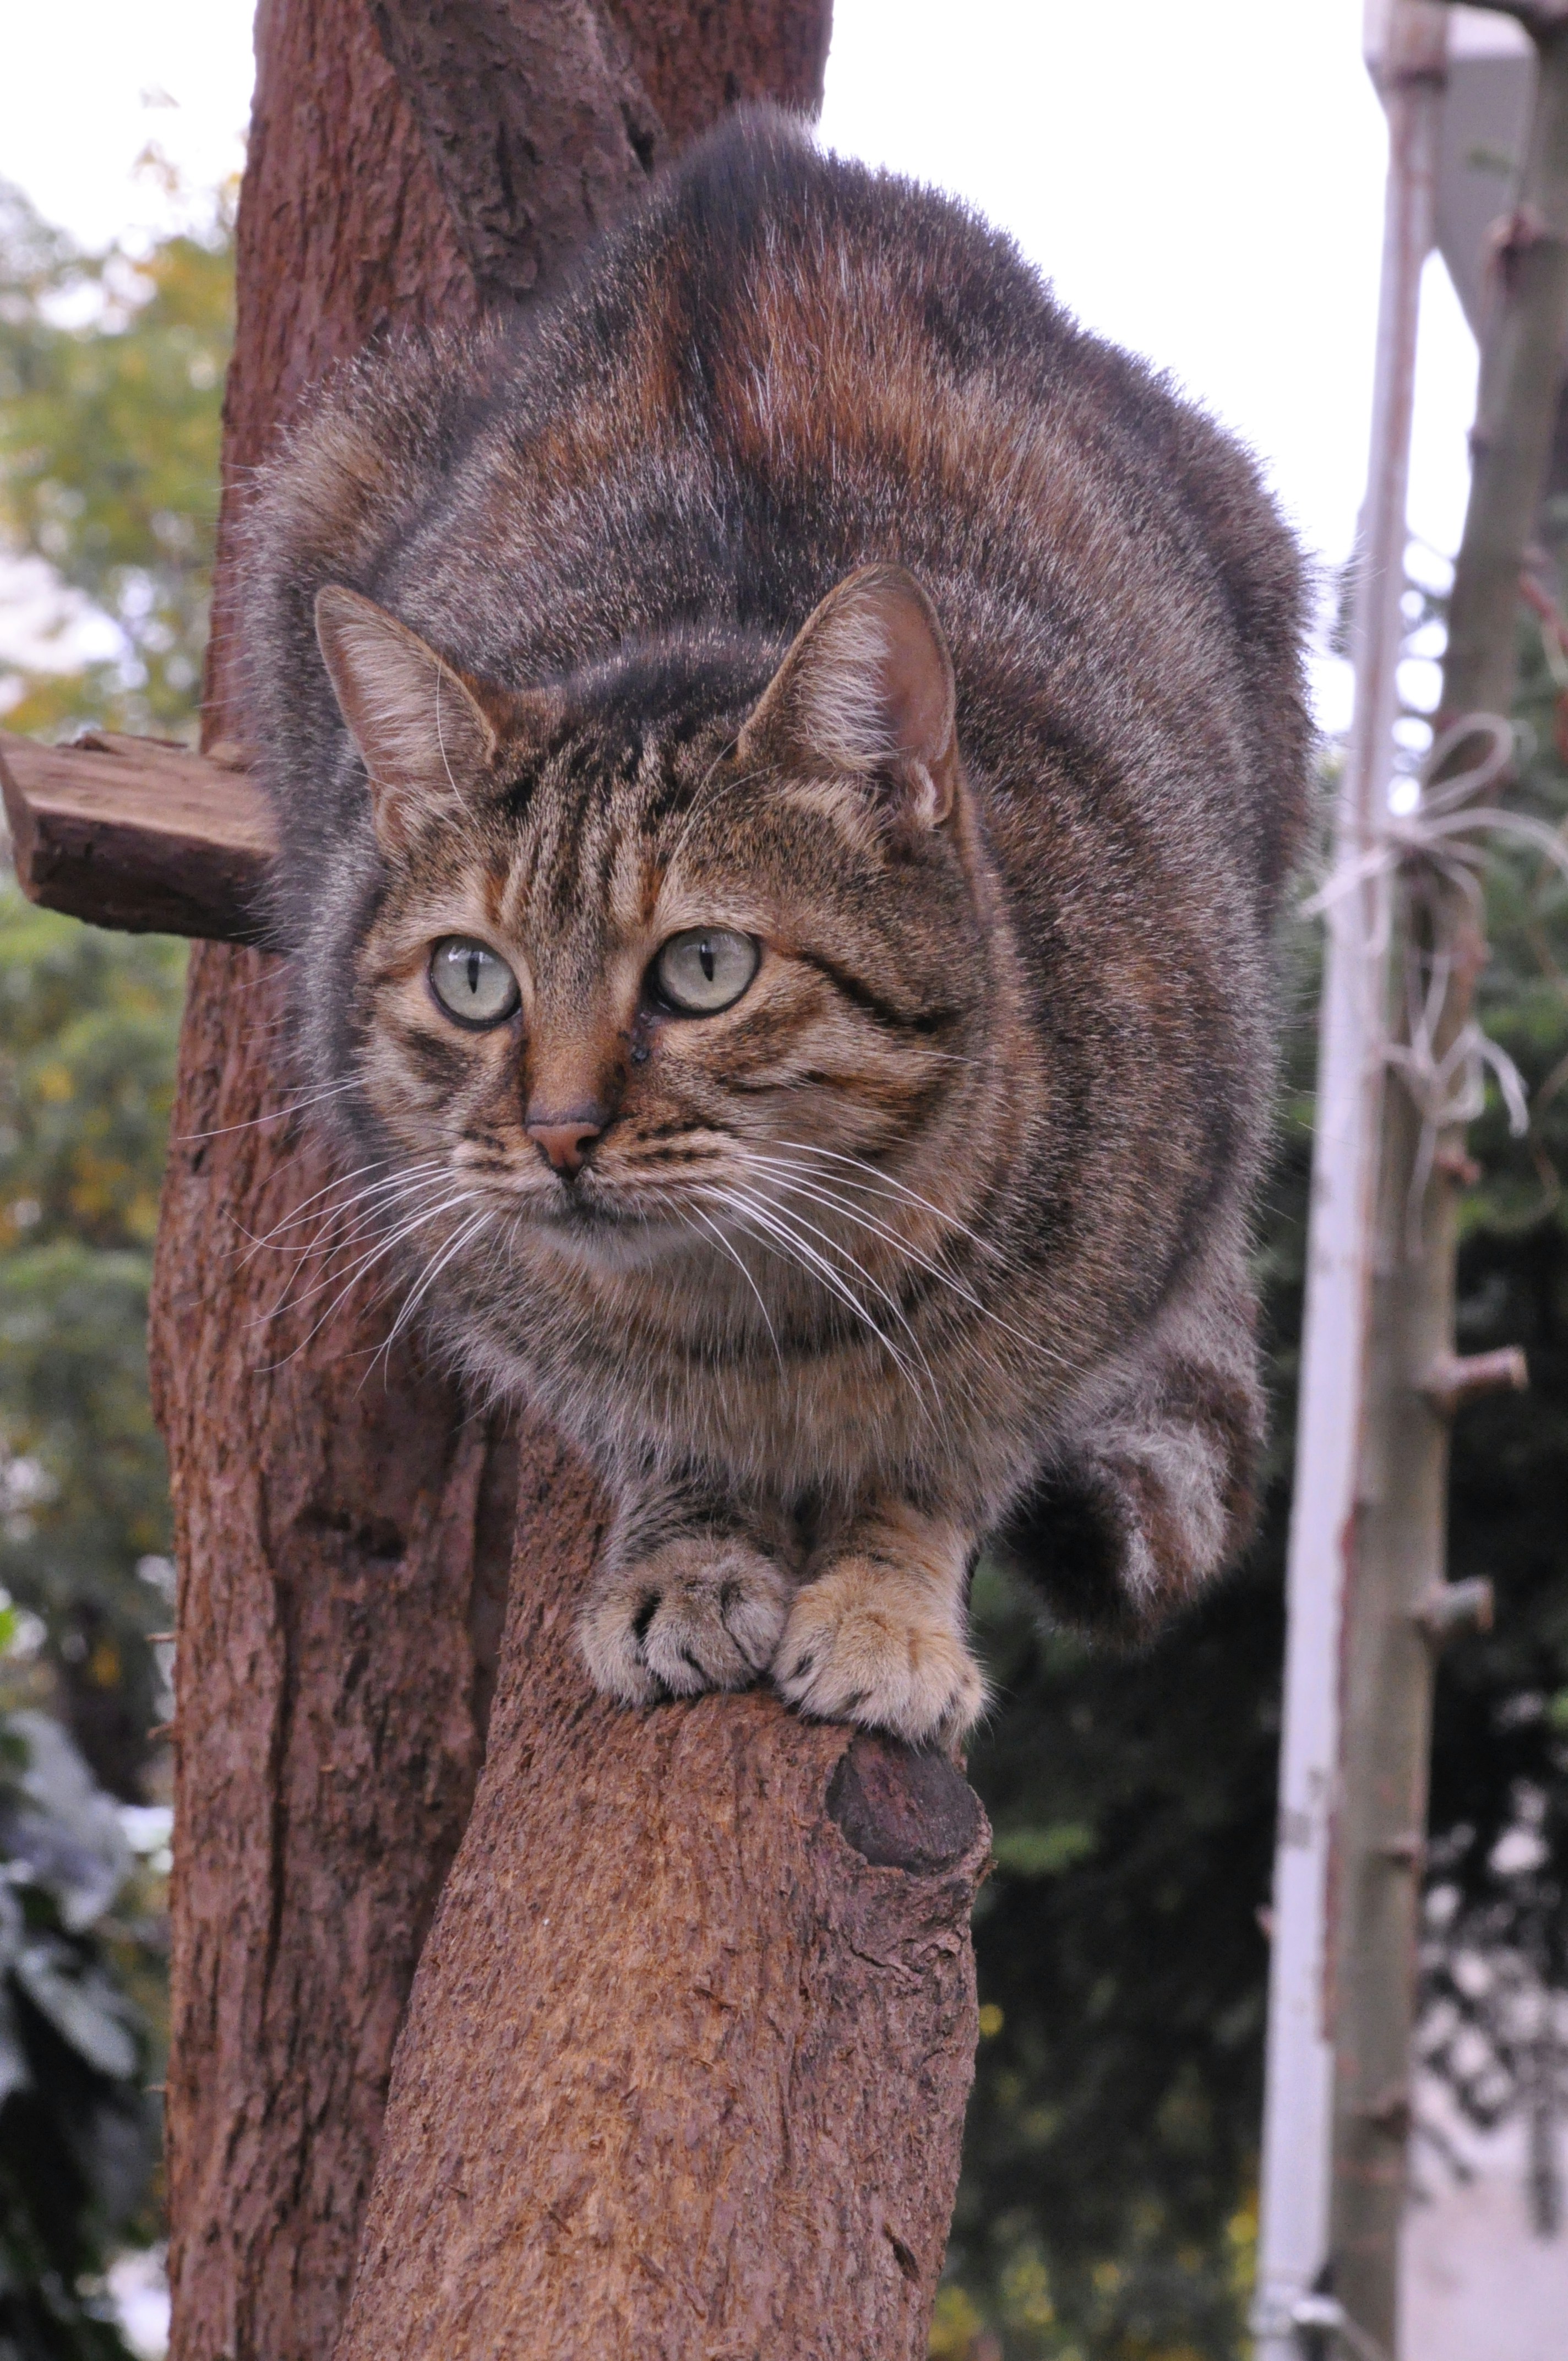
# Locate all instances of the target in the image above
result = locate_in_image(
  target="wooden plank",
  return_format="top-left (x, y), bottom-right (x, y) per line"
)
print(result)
top-left (0, 728), bottom-right (275, 942)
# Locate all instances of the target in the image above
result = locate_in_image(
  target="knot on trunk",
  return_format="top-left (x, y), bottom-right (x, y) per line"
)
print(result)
top-left (826, 1731), bottom-right (984, 1873)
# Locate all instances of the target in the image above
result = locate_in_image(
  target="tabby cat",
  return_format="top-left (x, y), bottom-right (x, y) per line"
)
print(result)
top-left (244, 108), bottom-right (1310, 1747)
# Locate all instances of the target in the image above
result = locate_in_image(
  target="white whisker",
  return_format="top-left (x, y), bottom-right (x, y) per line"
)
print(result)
top-left (738, 1144), bottom-right (1064, 1369)
top-left (234, 1157), bottom-right (449, 1260)
top-left (367, 1204), bottom-right (493, 1385)
top-left (178, 1071), bottom-right (364, 1144)
top-left (767, 1137), bottom-right (997, 1252)
top-left (680, 1201), bottom-right (785, 1372)
top-left (739, 1152), bottom-right (986, 1309)
top-left (697, 1183), bottom-right (927, 1400)
top-left (253, 1186), bottom-right (469, 1343)
top-left (731, 1185), bottom-right (939, 1396)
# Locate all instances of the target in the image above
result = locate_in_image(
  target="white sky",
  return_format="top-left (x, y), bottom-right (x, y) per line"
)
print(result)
top-left (0, 0), bottom-right (1487, 726)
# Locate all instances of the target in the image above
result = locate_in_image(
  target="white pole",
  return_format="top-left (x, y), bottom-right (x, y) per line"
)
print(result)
top-left (1251, 8), bottom-right (1447, 2354)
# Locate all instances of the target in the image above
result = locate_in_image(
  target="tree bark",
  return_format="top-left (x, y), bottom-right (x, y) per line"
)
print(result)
top-left (366, 0), bottom-right (662, 305)
top-left (333, 1436), bottom-right (986, 2360)
top-left (150, 7), bottom-right (908, 2360)
top-left (1252, 16), bottom-right (1447, 2351)
top-left (152, 11), bottom-right (502, 2354)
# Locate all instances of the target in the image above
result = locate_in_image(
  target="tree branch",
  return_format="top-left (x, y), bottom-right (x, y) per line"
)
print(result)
top-left (331, 1503), bottom-right (988, 2359)
top-left (367, 1), bottom-right (664, 305)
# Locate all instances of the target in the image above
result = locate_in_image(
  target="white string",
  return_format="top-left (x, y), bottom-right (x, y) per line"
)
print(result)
top-left (1304, 712), bottom-right (1568, 1251)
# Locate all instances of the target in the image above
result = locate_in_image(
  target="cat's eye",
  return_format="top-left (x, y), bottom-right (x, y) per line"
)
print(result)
top-left (652, 928), bottom-right (759, 1015)
top-left (428, 937), bottom-right (520, 1028)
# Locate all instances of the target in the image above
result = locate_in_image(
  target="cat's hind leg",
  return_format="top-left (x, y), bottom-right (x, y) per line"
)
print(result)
top-left (774, 1502), bottom-right (988, 1748)
top-left (998, 1228), bottom-right (1264, 1638)
top-left (577, 1474), bottom-right (799, 1708)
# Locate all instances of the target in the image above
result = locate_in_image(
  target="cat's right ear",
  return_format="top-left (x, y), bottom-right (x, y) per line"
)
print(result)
top-left (736, 564), bottom-right (961, 828)
top-left (314, 586), bottom-right (498, 852)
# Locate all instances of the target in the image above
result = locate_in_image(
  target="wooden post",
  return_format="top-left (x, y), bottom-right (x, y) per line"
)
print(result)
top-left (1327, 6), bottom-right (1568, 2349)
top-left (1253, 9), bottom-right (1447, 2352)
top-left (122, 7), bottom-right (986, 2357)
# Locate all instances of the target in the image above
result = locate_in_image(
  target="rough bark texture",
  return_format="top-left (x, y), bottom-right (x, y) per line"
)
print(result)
top-left (368, 0), bottom-right (663, 303)
top-left (333, 1429), bottom-right (987, 2361)
top-left (152, 7), bottom-right (496, 2354)
top-left (149, 7), bottom-right (885, 2361)
top-left (605, 0), bottom-right (834, 148)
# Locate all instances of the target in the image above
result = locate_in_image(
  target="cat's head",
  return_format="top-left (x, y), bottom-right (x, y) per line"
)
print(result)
top-left (310, 564), bottom-right (1017, 1308)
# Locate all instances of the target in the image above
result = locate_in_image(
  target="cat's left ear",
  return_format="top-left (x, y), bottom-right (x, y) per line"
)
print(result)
top-left (315, 585), bottom-right (498, 848)
top-left (737, 564), bottom-right (960, 827)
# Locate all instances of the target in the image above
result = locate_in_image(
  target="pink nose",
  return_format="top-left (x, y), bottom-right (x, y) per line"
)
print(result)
top-left (525, 1113), bottom-right (604, 1176)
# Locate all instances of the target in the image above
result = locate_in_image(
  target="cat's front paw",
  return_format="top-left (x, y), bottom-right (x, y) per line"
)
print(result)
top-left (774, 1559), bottom-right (987, 1746)
top-left (577, 1538), bottom-right (794, 1707)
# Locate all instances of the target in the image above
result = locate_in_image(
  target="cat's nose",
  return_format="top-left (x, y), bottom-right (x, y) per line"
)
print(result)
top-left (525, 1110), bottom-right (605, 1176)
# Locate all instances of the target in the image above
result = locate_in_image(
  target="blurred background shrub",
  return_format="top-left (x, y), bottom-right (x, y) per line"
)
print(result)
top-left (1, 165), bottom-right (222, 2358)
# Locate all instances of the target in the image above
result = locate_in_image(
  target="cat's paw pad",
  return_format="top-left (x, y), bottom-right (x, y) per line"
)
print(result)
top-left (773, 1562), bottom-right (987, 1745)
top-left (577, 1539), bottom-right (794, 1707)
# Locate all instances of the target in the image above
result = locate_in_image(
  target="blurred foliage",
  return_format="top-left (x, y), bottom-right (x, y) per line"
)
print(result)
top-left (0, 881), bottom-right (186, 1801)
top-left (0, 171), bottom-right (210, 2352)
top-left (0, 1691), bottom-right (164, 2361)
top-left (0, 165), bottom-right (232, 740)
top-left (0, 170), bottom-right (213, 1803)
top-left (941, 606), bottom-right (1568, 2358)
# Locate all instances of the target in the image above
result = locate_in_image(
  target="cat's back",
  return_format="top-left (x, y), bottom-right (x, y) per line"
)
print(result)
top-left (462, 110), bottom-right (1259, 630)
top-left (249, 109), bottom-right (1308, 917)
top-left (438, 110), bottom-right (1308, 899)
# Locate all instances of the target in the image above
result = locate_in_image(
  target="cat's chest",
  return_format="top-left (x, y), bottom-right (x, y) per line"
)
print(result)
top-left (519, 1261), bottom-right (929, 1486)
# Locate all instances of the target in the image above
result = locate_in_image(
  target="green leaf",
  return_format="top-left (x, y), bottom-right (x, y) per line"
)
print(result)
top-left (12, 1938), bottom-right (139, 2082)
top-left (990, 1822), bottom-right (1098, 1880)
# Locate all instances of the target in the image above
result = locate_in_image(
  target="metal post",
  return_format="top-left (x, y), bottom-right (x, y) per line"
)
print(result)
top-left (1252, 9), bottom-right (1449, 2354)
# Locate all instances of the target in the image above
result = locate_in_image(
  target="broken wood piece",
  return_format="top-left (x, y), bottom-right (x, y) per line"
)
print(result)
top-left (1412, 1575), bottom-right (1496, 1643)
top-left (1420, 1345), bottom-right (1529, 1418)
top-left (0, 727), bottom-right (275, 942)
top-left (1432, 1142), bottom-right (1483, 1188)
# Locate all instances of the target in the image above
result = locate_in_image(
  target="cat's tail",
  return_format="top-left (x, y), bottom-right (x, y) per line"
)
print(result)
top-left (995, 1231), bottom-right (1265, 1642)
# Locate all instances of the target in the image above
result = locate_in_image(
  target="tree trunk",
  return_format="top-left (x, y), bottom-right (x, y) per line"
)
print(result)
top-left (148, 7), bottom-right (986, 2359)
top-left (151, 10), bottom-right (499, 2353)
top-left (333, 1434), bottom-right (986, 2360)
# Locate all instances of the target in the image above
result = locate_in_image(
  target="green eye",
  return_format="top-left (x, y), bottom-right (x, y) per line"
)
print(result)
top-left (428, 937), bottom-right (520, 1028)
top-left (653, 928), bottom-right (759, 1015)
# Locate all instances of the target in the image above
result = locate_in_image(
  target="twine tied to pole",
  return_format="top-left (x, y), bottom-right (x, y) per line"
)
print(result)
top-left (1304, 712), bottom-right (1568, 1249)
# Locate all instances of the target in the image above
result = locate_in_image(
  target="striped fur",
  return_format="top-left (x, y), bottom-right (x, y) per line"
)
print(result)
top-left (241, 109), bottom-right (1311, 1744)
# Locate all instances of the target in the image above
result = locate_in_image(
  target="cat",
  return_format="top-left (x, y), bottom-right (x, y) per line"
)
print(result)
top-left (242, 106), bottom-right (1310, 1748)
